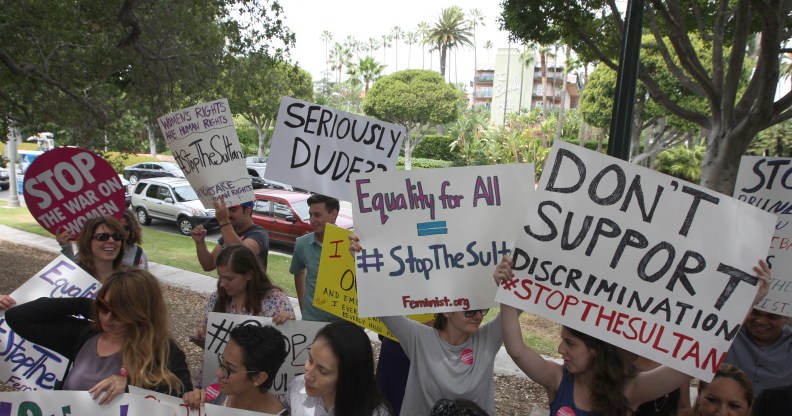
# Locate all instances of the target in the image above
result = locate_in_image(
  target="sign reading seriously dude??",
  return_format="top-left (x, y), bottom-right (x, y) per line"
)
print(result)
top-left (496, 141), bottom-right (776, 381)
top-left (266, 97), bottom-right (406, 201)
top-left (353, 164), bottom-right (535, 317)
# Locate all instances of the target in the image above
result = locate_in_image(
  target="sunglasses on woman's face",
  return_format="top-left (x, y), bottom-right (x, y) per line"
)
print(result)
top-left (464, 309), bottom-right (489, 318)
top-left (96, 298), bottom-right (112, 315)
top-left (93, 232), bottom-right (123, 242)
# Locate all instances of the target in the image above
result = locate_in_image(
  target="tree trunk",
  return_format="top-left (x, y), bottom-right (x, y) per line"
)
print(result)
top-left (700, 126), bottom-right (756, 195)
top-left (147, 122), bottom-right (157, 157)
top-left (439, 45), bottom-right (447, 78)
top-left (540, 53), bottom-right (548, 119)
top-left (255, 121), bottom-right (266, 158)
top-left (404, 131), bottom-right (413, 170)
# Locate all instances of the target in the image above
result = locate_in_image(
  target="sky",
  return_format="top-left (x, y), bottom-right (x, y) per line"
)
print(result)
top-left (279, 0), bottom-right (514, 87)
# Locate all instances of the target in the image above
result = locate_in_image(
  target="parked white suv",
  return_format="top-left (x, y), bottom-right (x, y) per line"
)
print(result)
top-left (131, 177), bottom-right (217, 235)
top-left (0, 167), bottom-right (9, 190)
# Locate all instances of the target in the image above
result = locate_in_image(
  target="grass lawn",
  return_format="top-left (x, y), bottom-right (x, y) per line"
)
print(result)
top-left (0, 204), bottom-right (559, 356)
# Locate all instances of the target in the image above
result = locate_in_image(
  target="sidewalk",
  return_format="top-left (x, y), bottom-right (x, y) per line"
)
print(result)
top-left (0, 224), bottom-right (530, 378)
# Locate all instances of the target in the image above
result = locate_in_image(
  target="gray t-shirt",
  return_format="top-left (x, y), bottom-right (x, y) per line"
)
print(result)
top-left (379, 314), bottom-right (502, 416)
top-left (63, 334), bottom-right (123, 391)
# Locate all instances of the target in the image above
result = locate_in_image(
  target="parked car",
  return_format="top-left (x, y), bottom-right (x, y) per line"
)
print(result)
top-left (247, 166), bottom-right (294, 191)
top-left (131, 177), bottom-right (216, 235)
top-left (251, 189), bottom-right (353, 245)
top-left (123, 162), bottom-right (184, 184)
top-left (246, 156), bottom-right (267, 167)
top-left (0, 167), bottom-right (8, 190)
top-left (118, 175), bottom-right (132, 208)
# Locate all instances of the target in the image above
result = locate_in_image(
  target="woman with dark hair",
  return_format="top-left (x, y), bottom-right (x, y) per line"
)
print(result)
top-left (57, 212), bottom-right (148, 270)
top-left (688, 364), bottom-right (753, 416)
top-left (349, 235), bottom-right (502, 415)
top-left (5, 268), bottom-right (192, 402)
top-left (192, 244), bottom-right (294, 344)
top-left (284, 321), bottom-right (391, 416)
top-left (183, 324), bottom-right (289, 414)
top-left (495, 257), bottom-right (771, 416)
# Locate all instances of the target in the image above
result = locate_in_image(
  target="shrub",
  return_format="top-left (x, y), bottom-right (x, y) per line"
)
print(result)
top-left (412, 134), bottom-right (456, 161)
top-left (397, 156), bottom-right (454, 169)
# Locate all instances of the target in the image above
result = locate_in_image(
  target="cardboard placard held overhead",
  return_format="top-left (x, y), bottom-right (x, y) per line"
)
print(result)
top-left (266, 97), bottom-right (406, 201)
top-left (314, 224), bottom-right (435, 339)
top-left (496, 141), bottom-right (776, 381)
top-left (734, 156), bottom-right (792, 316)
top-left (352, 164), bottom-right (535, 317)
top-left (157, 98), bottom-right (253, 208)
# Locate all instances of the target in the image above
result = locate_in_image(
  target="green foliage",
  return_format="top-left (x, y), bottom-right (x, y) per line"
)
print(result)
top-left (655, 145), bottom-right (706, 184)
top-left (363, 70), bottom-right (462, 128)
top-left (579, 63), bottom-right (616, 129)
top-left (100, 152), bottom-right (159, 174)
top-left (396, 157), bottom-right (453, 169)
top-left (562, 139), bottom-right (609, 153)
top-left (750, 120), bottom-right (792, 156)
top-left (412, 135), bottom-right (455, 161)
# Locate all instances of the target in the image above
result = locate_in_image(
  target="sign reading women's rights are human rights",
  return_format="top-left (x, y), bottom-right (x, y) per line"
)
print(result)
top-left (157, 98), bottom-right (253, 207)
top-left (353, 164), bottom-right (535, 317)
top-left (496, 141), bottom-right (775, 381)
top-left (266, 97), bottom-right (406, 201)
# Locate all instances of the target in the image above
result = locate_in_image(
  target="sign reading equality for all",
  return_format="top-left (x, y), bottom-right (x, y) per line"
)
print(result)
top-left (0, 256), bottom-right (100, 391)
top-left (734, 156), bottom-right (792, 316)
top-left (0, 391), bottom-right (172, 416)
top-left (352, 164), bottom-right (535, 317)
top-left (157, 98), bottom-right (253, 208)
top-left (314, 224), bottom-right (435, 339)
top-left (266, 97), bottom-right (406, 201)
top-left (202, 313), bottom-right (325, 394)
top-left (23, 147), bottom-right (125, 235)
top-left (496, 141), bottom-right (775, 381)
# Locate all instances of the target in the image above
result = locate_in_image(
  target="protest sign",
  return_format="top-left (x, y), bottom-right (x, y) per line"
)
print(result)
top-left (266, 97), bottom-right (406, 200)
top-left (157, 98), bottom-right (253, 208)
top-left (352, 164), bottom-right (535, 317)
top-left (205, 404), bottom-right (276, 416)
top-left (129, 386), bottom-right (206, 416)
top-left (0, 256), bottom-right (100, 391)
top-left (314, 224), bottom-right (435, 339)
top-left (202, 313), bottom-right (325, 394)
top-left (734, 156), bottom-right (792, 316)
top-left (496, 140), bottom-right (776, 381)
top-left (0, 391), bottom-right (172, 416)
top-left (23, 147), bottom-right (125, 235)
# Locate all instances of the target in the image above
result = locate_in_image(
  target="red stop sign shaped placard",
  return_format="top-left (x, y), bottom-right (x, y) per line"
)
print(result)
top-left (23, 148), bottom-right (125, 235)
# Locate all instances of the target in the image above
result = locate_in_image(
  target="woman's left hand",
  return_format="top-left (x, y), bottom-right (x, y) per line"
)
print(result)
top-left (752, 259), bottom-right (771, 305)
top-left (89, 375), bottom-right (128, 405)
top-left (272, 311), bottom-right (296, 325)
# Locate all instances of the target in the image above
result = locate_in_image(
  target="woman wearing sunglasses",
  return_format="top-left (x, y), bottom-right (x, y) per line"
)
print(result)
top-left (5, 268), bottom-right (192, 403)
top-left (0, 216), bottom-right (127, 311)
top-left (349, 235), bottom-right (502, 416)
top-left (57, 212), bottom-right (149, 270)
top-left (182, 324), bottom-right (289, 414)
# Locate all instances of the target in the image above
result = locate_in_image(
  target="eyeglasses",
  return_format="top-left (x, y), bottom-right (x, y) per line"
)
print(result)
top-left (463, 309), bottom-right (489, 318)
top-left (217, 354), bottom-right (260, 379)
top-left (94, 232), bottom-right (124, 242)
top-left (96, 298), bottom-right (112, 315)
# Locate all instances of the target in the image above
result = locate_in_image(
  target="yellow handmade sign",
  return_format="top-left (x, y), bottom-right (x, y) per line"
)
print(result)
top-left (315, 224), bottom-right (434, 340)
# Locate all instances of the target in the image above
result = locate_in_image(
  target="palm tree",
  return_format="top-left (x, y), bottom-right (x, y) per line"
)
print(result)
top-left (538, 44), bottom-right (555, 119)
top-left (405, 31), bottom-right (419, 69)
top-left (367, 37), bottom-right (381, 57)
top-left (330, 42), bottom-right (352, 84)
top-left (344, 35), bottom-right (362, 61)
top-left (468, 8), bottom-right (485, 72)
top-left (320, 30), bottom-right (333, 88)
top-left (381, 34), bottom-right (392, 68)
top-left (417, 22), bottom-right (430, 69)
top-left (390, 26), bottom-right (404, 71)
top-left (424, 6), bottom-right (473, 79)
top-left (483, 40), bottom-right (493, 62)
top-left (348, 56), bottom-right (386, 94)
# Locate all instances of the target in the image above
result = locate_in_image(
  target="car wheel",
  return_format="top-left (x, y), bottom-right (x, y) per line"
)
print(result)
top-left (129, 174), bottom-right (139, 185)
top-left (136, 207), bottom-right (151, 225)
top-left (178, 216), bottom-right (194, 236)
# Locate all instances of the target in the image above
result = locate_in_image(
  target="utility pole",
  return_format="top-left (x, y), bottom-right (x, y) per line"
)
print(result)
top-left (6, 122), bottom-right (20, 208)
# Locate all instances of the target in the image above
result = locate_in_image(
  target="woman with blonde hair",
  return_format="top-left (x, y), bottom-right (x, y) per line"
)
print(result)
top-left (6, 268), bottom-right (192, 402)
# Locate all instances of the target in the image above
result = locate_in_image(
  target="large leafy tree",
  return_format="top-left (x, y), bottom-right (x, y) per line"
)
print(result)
top-left (424, 6), bottom-right (473, 79)
top-left (363, 70), bottom-right (462, 169)
top-left (502, 0), bottom-right (792, 194)
top-left (222, 54), bottom-right (313, 158)
top-left (0, 0), bottom-right (294, 150)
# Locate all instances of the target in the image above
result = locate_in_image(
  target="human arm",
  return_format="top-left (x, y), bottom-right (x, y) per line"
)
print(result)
top-left (5, 297), bottom-right (94, 358)
top-left (266, 288), bottom-right (296, 324)
top-left (294, 270), bottom-right (306, 312)
top-left (192, 224), bottom-right (219, 271)
top-left (677, 382), bottom-right (691, 415)
top-left (626, 366), bottom-right (693, 410)
top-left (500, 304), bottom-right (563, 391)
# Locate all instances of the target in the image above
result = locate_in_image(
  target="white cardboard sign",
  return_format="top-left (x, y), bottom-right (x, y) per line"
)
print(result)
top-left (0, 256), bottom-right (100, 391)
top-left (266, 97), bottom-right (406, 201)
top-left (129, 386), bottom-right (199, 416)
top-left (202, 313), bottom-right (325, 395)
top-left (0, 391), bottom-right (172, 416)
top-left (353, 164), bottom-right (535, 317)
top-left (734, 156), bottom-right (792, 316)
top-left (496, 141), bottom-right (776, 381)
top-left (157, 98), bottom-right (253, 208)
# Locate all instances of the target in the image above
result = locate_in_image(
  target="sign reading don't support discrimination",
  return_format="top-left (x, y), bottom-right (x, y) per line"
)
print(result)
top-left (496, 141), bottom-right (776, 381)
top-left (158, 98), bottom-right (253, 208)
top-left (352, 164), bottom-right (535, 317)
top-left (734, 156), bottom-right (792, 317)
top-left (266, 97), bottom-right (406, 201)
top-left (23, 147), bottom-right (125, 235)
